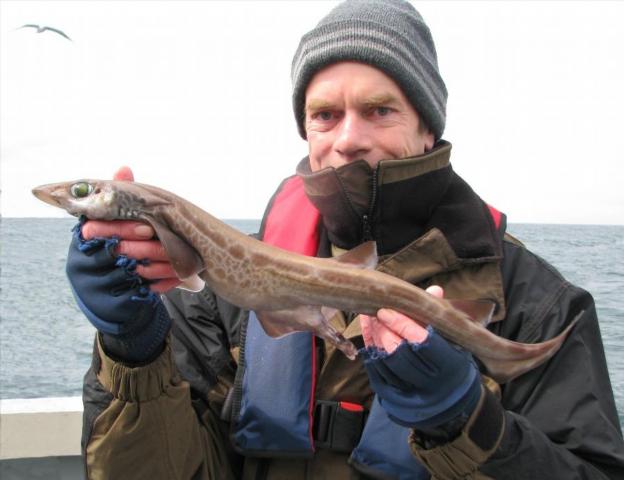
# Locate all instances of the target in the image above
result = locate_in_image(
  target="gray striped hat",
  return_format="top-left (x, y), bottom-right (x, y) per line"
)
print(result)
top-left (291, 0), bottom-right (447, 140)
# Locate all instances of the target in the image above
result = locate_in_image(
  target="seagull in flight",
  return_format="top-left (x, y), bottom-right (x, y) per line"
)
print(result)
top-left (18, 24), bottom-right (72, 41)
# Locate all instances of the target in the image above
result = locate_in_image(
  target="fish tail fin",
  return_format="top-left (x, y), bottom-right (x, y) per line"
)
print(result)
top-left (481, 314), bottom-right (581, 383)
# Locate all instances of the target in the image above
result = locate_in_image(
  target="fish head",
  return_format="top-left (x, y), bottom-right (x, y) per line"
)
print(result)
top-left (33, 179), bottom-right (172, 220)
top-left (33, 178), bottom-right (204, 287)
top-left (33, 179), bottom-right (131, 220)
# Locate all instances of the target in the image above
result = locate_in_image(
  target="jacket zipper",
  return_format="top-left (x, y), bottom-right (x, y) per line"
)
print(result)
top-left (362, 165), bottom-right (380, 242)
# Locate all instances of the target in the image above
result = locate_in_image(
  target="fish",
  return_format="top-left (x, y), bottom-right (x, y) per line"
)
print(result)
top-left (32, 179), bottom-right (579, 383)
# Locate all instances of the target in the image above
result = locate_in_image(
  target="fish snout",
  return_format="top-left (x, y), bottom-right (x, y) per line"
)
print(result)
top-left (32, 184), bottom-right (63, 208)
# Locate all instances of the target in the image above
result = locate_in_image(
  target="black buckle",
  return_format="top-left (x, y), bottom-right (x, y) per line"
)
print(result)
top-left (313, 400), bottom-right (367, 453)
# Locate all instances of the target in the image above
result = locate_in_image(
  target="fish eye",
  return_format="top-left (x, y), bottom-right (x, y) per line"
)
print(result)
top-left (70, 182), bottom-right (94, 198)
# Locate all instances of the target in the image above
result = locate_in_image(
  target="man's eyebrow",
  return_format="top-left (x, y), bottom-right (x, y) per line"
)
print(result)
top-left (305, 99), bottom-right (335, 113)
top-left (305, 93), bottom-right (401, 113)
top-left (362, 93), bottom-right (401, 108)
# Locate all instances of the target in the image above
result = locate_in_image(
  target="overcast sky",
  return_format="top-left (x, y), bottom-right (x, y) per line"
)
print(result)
top-left (1, 1), bottom-right (623, 224)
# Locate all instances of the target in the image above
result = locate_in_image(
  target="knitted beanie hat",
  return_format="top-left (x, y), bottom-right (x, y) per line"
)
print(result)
top-left (291, 0), bottom-right (447, 140)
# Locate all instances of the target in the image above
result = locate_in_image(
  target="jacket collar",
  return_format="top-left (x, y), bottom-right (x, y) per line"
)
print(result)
top-left (297, 140), bottom-right (504, 261)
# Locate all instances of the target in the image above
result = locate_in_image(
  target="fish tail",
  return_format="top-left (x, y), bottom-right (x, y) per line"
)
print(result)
top-left (480, 314), bottom-right (581, 384)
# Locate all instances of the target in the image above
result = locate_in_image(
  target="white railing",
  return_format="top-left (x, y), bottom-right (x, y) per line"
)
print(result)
top-left (0, 396), bottom-right (82, 459)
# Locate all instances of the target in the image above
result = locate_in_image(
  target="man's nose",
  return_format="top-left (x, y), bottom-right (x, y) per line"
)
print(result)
top-left (333, 112), bottom-right (372, 161)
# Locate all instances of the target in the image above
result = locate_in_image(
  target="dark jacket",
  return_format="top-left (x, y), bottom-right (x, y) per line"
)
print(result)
top-left (81, 144), bottom-right (624, 479)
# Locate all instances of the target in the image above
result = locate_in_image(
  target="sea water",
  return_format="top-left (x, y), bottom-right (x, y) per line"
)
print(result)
top-left (1, 219), bottom-right (622, 426)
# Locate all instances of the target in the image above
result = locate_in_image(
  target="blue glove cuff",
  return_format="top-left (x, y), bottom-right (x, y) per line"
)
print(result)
top-left (100, 295), bottom-right (171, 364)
top-left (361, 328), bottom-right (482, 429)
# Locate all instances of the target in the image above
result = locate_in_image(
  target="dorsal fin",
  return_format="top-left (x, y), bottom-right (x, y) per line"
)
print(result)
top-left (331, 241), bottom-right (378, 270)
top-left (448, 299), bottom-right (496, 327)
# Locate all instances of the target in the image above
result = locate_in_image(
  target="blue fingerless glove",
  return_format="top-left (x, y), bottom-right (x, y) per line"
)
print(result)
top-left (360, 327), bottom-right (481, 431)
top-left (66, 219), bottom-right (171, 364)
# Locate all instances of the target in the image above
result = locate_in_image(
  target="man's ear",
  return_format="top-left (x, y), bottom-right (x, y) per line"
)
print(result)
top-left (424, 131), bottom-right (435, 152)
top-left (418, 115), bottom-right (435, 152)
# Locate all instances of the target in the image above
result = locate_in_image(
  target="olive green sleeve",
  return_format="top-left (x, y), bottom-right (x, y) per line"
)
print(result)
top-left (83, 334), bottom-right (236, 480)
top-left (408, 386), bottom-right (504, 480)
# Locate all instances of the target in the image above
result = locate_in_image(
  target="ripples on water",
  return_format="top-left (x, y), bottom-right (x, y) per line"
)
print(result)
top-left (1, 219), bottom-right (622, 426)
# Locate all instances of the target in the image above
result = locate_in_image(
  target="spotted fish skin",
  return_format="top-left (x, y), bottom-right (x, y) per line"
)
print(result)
top-left (32, 179), bottom-right (579, 382)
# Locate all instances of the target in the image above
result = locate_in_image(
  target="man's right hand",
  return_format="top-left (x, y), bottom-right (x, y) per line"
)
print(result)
top-left (81, 219), bottom-right (180, 293)
top-left (65, 166), bottom-right (178, 363)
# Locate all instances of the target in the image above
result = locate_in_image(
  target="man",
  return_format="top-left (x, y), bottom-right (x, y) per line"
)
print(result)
top-left (68, 1), bottom-right (624, 478)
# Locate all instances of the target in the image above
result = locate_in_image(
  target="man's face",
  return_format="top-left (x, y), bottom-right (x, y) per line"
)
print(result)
top-left (305, 62), bottom-right (434, 172)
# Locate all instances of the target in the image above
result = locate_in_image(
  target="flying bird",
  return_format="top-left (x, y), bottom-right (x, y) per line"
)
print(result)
top-left (18, 24), bottom-right (72, 41)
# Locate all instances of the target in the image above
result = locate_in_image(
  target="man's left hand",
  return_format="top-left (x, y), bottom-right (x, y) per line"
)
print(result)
top-left (361, 285), bottom-right (443, 352)
top-left (359, 286), bottom-right (482, 431)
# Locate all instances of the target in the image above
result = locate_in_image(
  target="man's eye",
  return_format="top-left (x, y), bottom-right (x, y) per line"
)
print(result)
top-left (376, 106), bottom-right (391, 116)
top-left (318, 111), bottom-right (333, 121)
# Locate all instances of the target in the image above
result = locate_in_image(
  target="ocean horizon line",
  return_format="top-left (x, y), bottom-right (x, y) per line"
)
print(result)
top-left (2, 216), bottom-right (623, 228)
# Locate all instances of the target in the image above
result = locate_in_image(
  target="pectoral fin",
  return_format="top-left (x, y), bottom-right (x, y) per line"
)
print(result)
top-left (256, 306), bottom-right (318, 337)
top-left (141, 215), bottom-right (204, 280)
top-left (178, 274), bottom-right (205, 292)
